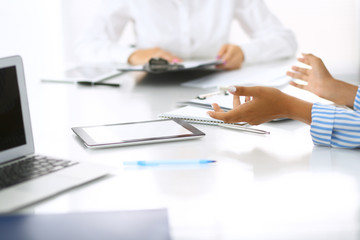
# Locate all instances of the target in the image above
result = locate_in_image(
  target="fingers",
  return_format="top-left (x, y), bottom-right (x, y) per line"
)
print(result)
top-left (211, 103), bottom-right (224, 112)
top-left (208, 102), bottom-right (236, 122)
top-left (302, 53), bottom-right (316, 60)
top-left (173, 57), bottom-right (183, 62)
top-left (287, 53), bottom-right (322, 81)
top-left (207, 109), bottom-right (243, 123)
top-left (155, 51), bottom-right (181, 63)
top-left (220, 47), bottom-right (233, 64)
top-left (286, 71), bottom-right (308, 81)
top-left (207, 110), bottom-right (228, 121)
top-left (289, 80), bottom-right (307, 90)
top-left (216, 44), bottom-right (244, 70)
top-left (297, 57), bottom-right (310, 66)
top-left (148, 47), bottom-right (182, 63)
top-left (216, 44), bottom-right (230, 69)
top-left (299, 53), bottom-right (323, 67)
top-left (216, 45), bottom-right (227, 59)
top-left (291, 66), bottom-right (309, 75)
top-left (228, 85), bottom-right (259, 97)
top-left (296, 53), bottom-right (316, 66)
top-left (129, 48), bottom-right (181, 65)
top-left (286, 65), bottom-right (310, 82)
top-left (209, 99), bottom-right (244, 123)
top-left (209, 94), bottom-right (244, 121)
top-left (233, 94), bottom-right (241, 108)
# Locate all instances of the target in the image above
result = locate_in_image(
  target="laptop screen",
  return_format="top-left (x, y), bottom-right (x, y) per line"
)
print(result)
top-left (0, 66), bottom-right (26, 152)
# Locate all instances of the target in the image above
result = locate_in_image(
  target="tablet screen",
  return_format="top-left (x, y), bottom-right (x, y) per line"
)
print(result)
top-left (72, 119), bottom-right (205, 148)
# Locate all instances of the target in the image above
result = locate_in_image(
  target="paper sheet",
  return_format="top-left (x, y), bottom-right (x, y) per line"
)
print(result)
top-left (41, 63), bottom-right (122, 83)
top-left (182, 58), bottom-right (296, 89)
top-left (178, 94), bottom-right (234, 111)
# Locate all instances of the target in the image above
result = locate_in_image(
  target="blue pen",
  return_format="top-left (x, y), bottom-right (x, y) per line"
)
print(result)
top-left (124, 160), bottom-right (216, 167)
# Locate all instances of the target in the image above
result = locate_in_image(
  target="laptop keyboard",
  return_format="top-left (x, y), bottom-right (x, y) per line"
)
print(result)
top-left (0, 155), bottom-right (78, 190)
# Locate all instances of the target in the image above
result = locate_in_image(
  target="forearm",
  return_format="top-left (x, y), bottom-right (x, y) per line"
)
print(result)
top-left (283, 94), bottom-right (313, 125)
top-left (323, 79), bottom-right (358, 108)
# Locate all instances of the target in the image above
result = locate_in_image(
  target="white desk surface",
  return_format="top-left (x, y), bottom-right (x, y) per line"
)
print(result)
top-left (20, 71), bottom-right (360, 240)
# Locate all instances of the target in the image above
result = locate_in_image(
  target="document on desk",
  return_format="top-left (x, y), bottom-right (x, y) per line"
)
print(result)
top-left (181, 58), bottom-right (296, 89)
top-left (178, 93), bottom-right (234, 111)
top-left (181, 59), bottom-right (223, 69)
top-left (41, 63), bottom-right (122, 85)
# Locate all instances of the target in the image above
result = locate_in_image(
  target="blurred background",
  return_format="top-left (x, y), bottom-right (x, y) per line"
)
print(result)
top-left (0, 0), bottom-right (359, 82)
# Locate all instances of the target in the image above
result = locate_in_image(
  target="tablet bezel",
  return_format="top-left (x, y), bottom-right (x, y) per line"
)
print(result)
top-left (72, 119), bottom-right (205, 148)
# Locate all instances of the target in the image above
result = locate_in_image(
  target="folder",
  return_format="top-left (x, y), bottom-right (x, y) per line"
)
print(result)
top-left (0, 209), bottom-right (170, 240)
top-left (118, 58), bottom-right (223, 73)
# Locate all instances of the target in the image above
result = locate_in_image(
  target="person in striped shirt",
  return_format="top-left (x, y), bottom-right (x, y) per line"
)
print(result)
top-left (208, 53), bottom-right (360, 148)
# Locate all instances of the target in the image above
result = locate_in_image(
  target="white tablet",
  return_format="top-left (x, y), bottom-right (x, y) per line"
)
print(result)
top-left (72, 119), bottom-right (205, 148)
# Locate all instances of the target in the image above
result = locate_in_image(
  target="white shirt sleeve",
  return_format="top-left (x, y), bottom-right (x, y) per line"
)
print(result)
top-left (75, 0), bottom-right (135, 64)
top-left (234, 0), bottom-right (297, 64)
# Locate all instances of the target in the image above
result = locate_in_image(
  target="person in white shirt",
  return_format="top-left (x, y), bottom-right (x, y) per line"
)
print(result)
top-left (76, 0), bottom-right (297, 70)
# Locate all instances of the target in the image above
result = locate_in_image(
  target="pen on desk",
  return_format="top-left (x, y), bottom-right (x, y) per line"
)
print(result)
top-left (41, 79), bottom-right (74, 84)
top-left (124, 160), bottom-right (216, 167)
top-left (77, 81), bottom-right (120, 87)
top-left (197, 90), bottom-right (228, 100)
top-left (219, 86), bottom-right (230, 92)
top-left (218, 123), bottom-right (270, 135)
top-left (41, 79), bottom-right (121, 87)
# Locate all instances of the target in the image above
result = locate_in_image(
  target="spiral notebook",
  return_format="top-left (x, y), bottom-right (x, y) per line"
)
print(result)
top-left (158, 105), bottom-right (246, 126)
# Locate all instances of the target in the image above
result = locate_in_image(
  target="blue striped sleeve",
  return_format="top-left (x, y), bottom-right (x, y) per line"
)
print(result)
top-left (354, 86), bottom-right (360, 111)
top-left (311, 99), bottom-right (360, 148)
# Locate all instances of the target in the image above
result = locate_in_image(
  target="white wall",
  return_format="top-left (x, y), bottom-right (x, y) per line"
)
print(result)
top-left (60, 0), bottom-right (136, 68)
top-left (0, 0), bottom-right (63, 78)
top-left (228, 0), bottom-right (359, 81)
top-left (265, 0), bottom-right (359, 81)
top-left (61, 0), bottom-right (103, 68)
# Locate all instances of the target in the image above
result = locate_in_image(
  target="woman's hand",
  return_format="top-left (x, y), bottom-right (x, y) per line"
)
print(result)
top-left (286, 53), bottom-right (358, 108)
top-left (208, 86), bottom-right (313, 125)
top-left (216, 44), bottom-right (244, 70)
top-left (286, 53), bottom-right (336, 99)
top-left (128, 47), bottom-right (182, 65)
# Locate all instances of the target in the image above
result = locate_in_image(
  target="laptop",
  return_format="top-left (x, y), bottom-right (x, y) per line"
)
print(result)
top-left (0, 56), bottom-right (111, 213)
